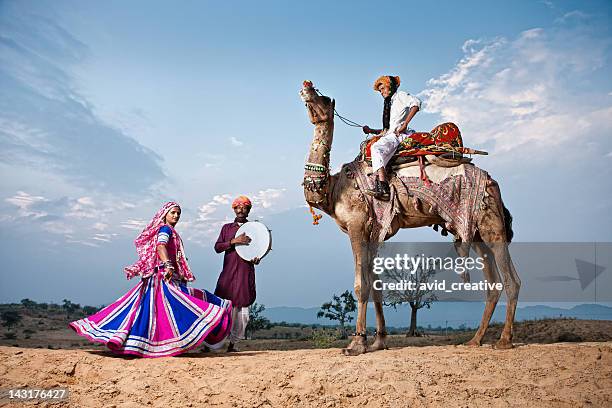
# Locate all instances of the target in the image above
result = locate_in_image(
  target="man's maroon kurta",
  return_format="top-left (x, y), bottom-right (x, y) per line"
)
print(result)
top-left (214, 222), bottom-right (256, 308)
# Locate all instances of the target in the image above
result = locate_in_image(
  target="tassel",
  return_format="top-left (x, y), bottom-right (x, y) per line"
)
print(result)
top-left (308, 205), bottom-right (323, 225)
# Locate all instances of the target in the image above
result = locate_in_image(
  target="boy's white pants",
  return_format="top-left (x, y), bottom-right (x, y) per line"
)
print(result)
top-left (370, 130), bottom-right (415, 171)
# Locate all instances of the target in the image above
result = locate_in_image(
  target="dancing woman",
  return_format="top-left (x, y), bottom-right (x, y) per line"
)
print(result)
top-left (70, 202), bottom-right (232, 357)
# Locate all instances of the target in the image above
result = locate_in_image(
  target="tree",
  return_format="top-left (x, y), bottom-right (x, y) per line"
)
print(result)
top-left (246, 302), bottom-right (270, 339)
top-left (21, 298), bottom-right (37, 309)
top-left (62, 299), bottom-right (80, 318)
top-left (1, 310), bottom-right (22, 331)
top-left (317, 290), bottom-right (356, 339)
top-left (82, 306), bottom-right (99, 316)
top-left (383, 266), bottom-right (438, 336)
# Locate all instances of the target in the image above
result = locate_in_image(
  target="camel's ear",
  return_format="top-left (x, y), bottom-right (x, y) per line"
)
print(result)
top-left (331, 98), bottom-right (335, 111)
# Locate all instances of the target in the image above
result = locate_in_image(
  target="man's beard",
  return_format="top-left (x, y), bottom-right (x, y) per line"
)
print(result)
top-left (234, 216), bottom-right (248, 223)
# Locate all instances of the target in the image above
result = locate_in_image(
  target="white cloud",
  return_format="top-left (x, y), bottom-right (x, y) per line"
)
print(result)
top-left (66, 196), bottom-right (98, 218)
top-left (65, 238), bottom-right (100, 248)
top-left (91, 233), bottom-right (117, 243)
top-left (555, 10), bottom-right (589, 24)
top-left (5, 191), bottom-right (49, 219)
top-left (64, 196), bottom-right (137, 220)
top-left (121, 219), bottom-right (146, 231)
top-left (118, 201), bottom-right (136, 209)
top-left (196, 194), bottom-right (233, 221)
top-left (40, 220), bottom-right (74, 235)
top-left (252, 188), bottom-right (287, 209)
top-left (185, 188), bottom-right (288, 246)
top-left (540, 0), bottom-right (555, 10)
top-left (213, 194), bottom-right (232, 204)
top-left (230, 136), bottom-right (244, 147)
top-left (92, 222), bottom-right (108, 231)
top-left (419, 19), bottom-right (611, 158)
top-left (4, 190), bottom-right (145, 246)
top-left (0, 12), bottom-right (165, 193)
top-left (197, 203), bottom-right (218, 220)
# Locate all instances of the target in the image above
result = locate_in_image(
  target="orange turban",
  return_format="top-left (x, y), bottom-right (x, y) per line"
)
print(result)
top-left (232, 195), bottom-right (252, 208)
top-left (373, 75), bottom-right (401, 91)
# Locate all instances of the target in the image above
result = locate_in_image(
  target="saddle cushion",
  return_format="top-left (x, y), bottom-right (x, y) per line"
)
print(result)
top-left (362, 122), bottom-right (464, 162)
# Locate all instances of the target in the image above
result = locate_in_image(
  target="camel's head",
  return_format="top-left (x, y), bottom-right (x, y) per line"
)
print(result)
top-left (300, 80), bottom-right (334, 124)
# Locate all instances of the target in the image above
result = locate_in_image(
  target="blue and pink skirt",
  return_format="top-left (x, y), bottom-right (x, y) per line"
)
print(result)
top-left (69, 272), bottom-right (232, 358)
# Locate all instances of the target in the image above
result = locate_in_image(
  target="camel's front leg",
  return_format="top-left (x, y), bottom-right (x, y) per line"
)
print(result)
top-left (368, 288), bottom-right (389, 352)
top-left (343, 230), bottom-right (370, 356)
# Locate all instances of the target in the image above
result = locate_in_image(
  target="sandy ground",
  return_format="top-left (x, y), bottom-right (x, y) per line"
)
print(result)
top-left (0, 342), bottom-right (611, 408)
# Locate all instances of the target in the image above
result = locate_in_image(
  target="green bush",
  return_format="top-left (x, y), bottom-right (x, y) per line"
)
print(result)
top-left (311, 329), bottom-right (339, 348)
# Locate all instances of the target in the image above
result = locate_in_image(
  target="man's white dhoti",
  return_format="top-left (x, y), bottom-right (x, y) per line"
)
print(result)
top-left (370, 90), bottom-right (422, 172)
top-left (370, 130), bottom-right (415, 171)
top-left (229, 306), bottom-right (249, 343)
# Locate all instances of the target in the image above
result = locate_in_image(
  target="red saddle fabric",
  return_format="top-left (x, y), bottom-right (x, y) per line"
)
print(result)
top-left (363, 122), bottom-right (463, 161)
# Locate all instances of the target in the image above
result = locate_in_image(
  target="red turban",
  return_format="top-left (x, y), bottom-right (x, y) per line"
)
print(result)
top-left (232, 195), bottom-right (252, 208)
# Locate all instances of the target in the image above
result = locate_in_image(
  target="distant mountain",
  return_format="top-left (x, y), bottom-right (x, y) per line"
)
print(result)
top-left (263, 303), bottom-right (612, 329)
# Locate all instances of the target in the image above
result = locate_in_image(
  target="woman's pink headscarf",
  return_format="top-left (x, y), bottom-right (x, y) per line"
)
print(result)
top-left (124, 202), bottom-right (195, 281)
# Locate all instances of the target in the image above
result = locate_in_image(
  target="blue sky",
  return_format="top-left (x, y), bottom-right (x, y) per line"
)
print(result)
top-left (1, 0), bottom-right (611, 307)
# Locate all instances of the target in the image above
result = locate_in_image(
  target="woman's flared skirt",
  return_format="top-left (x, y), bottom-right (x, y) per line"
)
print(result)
top-left (69, 273), bottom-right (232, 358)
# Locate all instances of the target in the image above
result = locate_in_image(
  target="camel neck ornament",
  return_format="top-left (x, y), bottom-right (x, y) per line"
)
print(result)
top-left (300, 80), bottom-right (521, 356)
top-left (300, 80), bottom-right (335, 216)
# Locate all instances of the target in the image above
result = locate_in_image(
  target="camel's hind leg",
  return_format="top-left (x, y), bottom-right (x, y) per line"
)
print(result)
top-left (464, 240), bottom-right (502, 346)
top-left (478, 182), bottom-right (521, 349)
top-left (489, 242), bottom-right (520, 349)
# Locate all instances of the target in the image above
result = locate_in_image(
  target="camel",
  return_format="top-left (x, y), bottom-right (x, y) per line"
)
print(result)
top-left (299, 81), bottom-right (521, 355)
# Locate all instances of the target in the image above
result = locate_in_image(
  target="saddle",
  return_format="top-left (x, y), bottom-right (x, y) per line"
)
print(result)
top-left (360, 122), bottom-right (468, 168)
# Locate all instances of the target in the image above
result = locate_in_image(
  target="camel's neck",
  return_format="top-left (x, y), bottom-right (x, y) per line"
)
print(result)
top-left (304, 119), bottom-right (334, 214)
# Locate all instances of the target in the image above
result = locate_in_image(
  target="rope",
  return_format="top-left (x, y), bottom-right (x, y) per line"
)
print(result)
top-left (335, 111), bottom-right (362, 128)
top-left (314, 88), bottom-right (363, 128)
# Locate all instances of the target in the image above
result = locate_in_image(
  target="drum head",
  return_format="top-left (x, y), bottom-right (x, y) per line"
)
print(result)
top-left (235, 221), bottom-right (272, 261)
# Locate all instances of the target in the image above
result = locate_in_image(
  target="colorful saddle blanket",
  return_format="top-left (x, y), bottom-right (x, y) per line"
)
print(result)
top-left (362, 122), bottom-right (463, 162)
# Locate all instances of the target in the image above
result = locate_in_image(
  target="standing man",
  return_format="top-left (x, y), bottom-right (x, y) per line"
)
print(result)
top-left (362, 75), bottom-right (422, 201)
top-left (214, 195), bottom-right (260, 352)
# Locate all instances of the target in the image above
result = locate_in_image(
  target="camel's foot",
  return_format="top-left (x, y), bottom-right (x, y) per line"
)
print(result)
top-left (368, 334), bottom-right (389, 352)
top-left (493, 338), bottom-right (514, 350)
top-left (464, 337), bottom-right (481, 347)
top-left (341, 335), bottom-right (367, 356)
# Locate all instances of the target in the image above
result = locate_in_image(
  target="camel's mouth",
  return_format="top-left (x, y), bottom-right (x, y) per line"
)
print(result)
top-left (299, 87), bottom-right (316, 103)
top-left (300, 81), bottom-right (317, 102)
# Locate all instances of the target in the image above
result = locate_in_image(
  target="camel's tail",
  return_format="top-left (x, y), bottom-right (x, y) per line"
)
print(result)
top-left (503, 204), bottom-right (514, 243)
